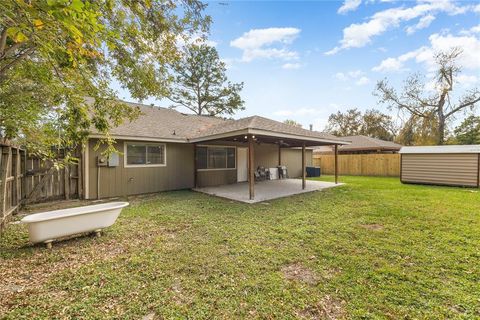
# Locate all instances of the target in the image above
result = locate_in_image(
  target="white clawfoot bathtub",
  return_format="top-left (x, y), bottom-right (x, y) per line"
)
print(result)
top-left (21, 202), bottom-right (129, 248)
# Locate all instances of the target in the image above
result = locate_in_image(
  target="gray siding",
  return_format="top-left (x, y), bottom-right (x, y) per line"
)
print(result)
top-left (401, 153), bottom-right (479, 187)
top-left (87, 139), bottom-right (194, 199)
top-left (86, 139), bottom-right (315, 195)
top-left (196, 142), bottom-right (313, 187)
top-left (281, 149), bottom-right (313, 178)
top-left (197, 170), bottom-right (237, 187)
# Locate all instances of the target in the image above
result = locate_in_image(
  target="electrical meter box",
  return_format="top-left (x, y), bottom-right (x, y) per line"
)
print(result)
top-left (97, 156), bottom-right (108, 167)
top-left (108, 153), bottom-right (119, 167)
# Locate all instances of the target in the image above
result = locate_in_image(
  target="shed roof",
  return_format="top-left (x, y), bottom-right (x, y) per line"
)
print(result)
top-left (91, 101), bottom-right (349, 145)
top-left (399, 145), bottom-right (480, 154)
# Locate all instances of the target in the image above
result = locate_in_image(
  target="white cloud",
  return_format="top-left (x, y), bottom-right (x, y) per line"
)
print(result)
top-left (338, 0), bottom-right (362, 14)
top-left (456, 74), bottom-right (479, 87)
top-left (372, 32), bottom-right (480, 72)
top-left (334, 70), bottom-right (369, 85)
top-left (460, 24), bottom-right (480, 35)
top-left (326, 0), bottom-right (469, 55)
top-left (475, 4), bottom-right (480, 13)
top-left (282, 63), bottom-right (302, 70)
top-left (406, 14), bottom-right (435, 35)
top-left (356, 76), bottom-right (371, 85)
top-left (230, 27), bottom-right (301, 62)
top-left (176, 33), bottom-right (217, 48)
top-left (334, 72), bottom-right (348, 81)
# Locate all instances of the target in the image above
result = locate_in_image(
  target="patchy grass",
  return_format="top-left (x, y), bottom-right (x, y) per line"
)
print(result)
top-left (1, 176), bottom-right (479, 319)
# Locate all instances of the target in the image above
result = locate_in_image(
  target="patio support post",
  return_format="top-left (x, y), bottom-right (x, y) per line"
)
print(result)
top-left (278, 145), bottom-right (281, 166)
top-left (302, 143), bottom-right (306, 190)
top-left (248, 135), bottom-right (255, 200)
top-left (193, 143), bottom-right (197, 188)
top-left (334, 144), bottom-right (338, 184)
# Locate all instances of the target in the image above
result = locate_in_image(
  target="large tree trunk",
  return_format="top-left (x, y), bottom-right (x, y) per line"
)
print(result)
top-left (437, 91), bottom-right (447, 145)
top-left (437, 116), bottom-right (445, 145)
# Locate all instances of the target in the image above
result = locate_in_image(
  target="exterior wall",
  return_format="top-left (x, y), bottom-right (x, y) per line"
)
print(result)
top-left (86, 139), bottom-right (194, 199)
top-left (197, 170), bottom-right (237, 187)
top-left (195, 142), bottom-right (313, 187)
top-left (281, 148), bottom-right (313, 178)
top-left (401, 153), bottom-right (480, 187)
top-left (86, 138), bottom-right (315, 195)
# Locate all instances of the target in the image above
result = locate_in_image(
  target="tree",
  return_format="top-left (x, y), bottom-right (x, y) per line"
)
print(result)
top-left (283, 119), bottom-right (302, 128)
top-left (453, 115), bottom-right (480, 145)
top-left (0, 0), bottom-right (208, 160)
top-left (324, 108), bottom-right (396, 140)
top-left (324, 109), bottom-right (362, 136)
top-left (361, 109), bottom-right (397, 141)
top-left (375, 48), bottom-right (480, 145)
top-left (167, 44), bottom-right (244, 116)
top-left (396, 114), bottom-right (439, 146)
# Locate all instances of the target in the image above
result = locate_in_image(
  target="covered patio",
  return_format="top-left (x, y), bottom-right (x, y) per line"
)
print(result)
top-left (190, 116), bottom-right (350, 202)
top-left (194, 179), bottom-right (342, 203)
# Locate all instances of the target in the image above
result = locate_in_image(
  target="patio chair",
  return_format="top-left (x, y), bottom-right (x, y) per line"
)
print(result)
top-left (256, 166), bottom-right (267, 181)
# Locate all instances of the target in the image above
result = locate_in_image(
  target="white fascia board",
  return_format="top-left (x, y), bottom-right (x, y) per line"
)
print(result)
top-left (247, 129), bottom-right (351, 145)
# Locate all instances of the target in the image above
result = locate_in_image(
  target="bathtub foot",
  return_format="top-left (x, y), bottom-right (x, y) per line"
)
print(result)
top-left (94, 229), bottom-right (102, 237)
top-left (44, 240), bottom-right (53, 249)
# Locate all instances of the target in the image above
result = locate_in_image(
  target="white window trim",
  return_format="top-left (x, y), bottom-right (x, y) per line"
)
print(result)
top-left (124, 141), bottom-right (167, 168)
top-left (196, 145), bottom-right (236, 171)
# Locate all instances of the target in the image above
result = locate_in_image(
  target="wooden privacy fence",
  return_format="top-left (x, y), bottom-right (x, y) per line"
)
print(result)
top-left (313, 153), bottom-right (400, 177)
top-left (0, 141), bottom-right (82, 231)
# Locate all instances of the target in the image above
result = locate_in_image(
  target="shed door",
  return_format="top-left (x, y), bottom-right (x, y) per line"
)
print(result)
top-left (237, 147), bottom-right (248, 182)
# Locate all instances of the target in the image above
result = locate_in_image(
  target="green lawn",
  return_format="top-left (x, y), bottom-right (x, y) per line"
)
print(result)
top-left (1, 176), bottom-right (479, 319)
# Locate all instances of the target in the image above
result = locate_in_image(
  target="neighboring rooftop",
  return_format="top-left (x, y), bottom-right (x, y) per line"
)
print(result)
top-left (400, 145), bottom-right (480, 154)
top-left (91, 101), bottom-right (349, 145)
top-left (314, 135), bottom-right (402, 153)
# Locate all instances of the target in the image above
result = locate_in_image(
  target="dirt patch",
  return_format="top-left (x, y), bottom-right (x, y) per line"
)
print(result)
top-left (297, 295), bottom-right (346, 319)
top-left (282, 263), bottom-right (319, 285)
top-left (360, 223), bottom-right (384, 231)
top-left (0, 218), bottom-right (163, 315)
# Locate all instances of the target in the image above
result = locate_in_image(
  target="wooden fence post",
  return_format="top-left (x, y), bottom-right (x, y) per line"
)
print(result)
top-left (1, 146), bottom-right (11, 215)
top-left (64, 164), bottom-right (70, 200)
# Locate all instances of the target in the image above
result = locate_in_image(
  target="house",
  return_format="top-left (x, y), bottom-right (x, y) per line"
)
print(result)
top-left (313, 135), bottom-right (402, 154)
top-left (400, 145), bottom-right (480, 188)
top-left (84, 102), bottom-right (349, 201)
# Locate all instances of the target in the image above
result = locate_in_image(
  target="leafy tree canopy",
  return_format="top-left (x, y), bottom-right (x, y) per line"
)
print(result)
top-left (324, 108), bottom-right (397, 141)
top-left (283, 119), bottom-right (302, 128)
top-left (167, 44), bottom-right (244, 116)
top-left (0, 0), bottom-right (209, 160)
top-left (452, 115), bottom-right (480, 145)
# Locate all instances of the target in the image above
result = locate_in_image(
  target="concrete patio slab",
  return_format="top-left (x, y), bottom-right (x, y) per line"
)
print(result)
top-left (193, 179), bottom-right (343, 203)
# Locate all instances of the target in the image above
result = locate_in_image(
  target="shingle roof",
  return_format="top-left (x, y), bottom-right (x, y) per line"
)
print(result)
top-left (92, 101), bottom-right (348, 144)
top-left (338, 135), bottom-right (402, 151)
top-left (190, 115), bottom-right (341, 141)
top-left (95, 102), bottom-right (226, 141)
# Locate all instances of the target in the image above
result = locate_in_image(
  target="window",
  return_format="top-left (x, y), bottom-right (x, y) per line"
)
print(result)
top-left (197, 146), bottom-right (236, 170)
top-left (125, 143), bottom-right (166, 167)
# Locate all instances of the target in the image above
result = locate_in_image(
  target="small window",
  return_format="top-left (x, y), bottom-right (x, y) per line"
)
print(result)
top-left (126, 143), bottom-right (166, 167)
top-left (196, 146), bottom-right (236, 170)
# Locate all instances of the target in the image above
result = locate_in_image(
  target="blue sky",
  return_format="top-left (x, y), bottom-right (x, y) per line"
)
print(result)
top-left (116, 0), bottom-right (480, 131)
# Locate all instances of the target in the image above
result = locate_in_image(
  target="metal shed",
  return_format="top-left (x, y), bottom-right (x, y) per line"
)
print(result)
top-left (399, 145), bottom-right (480, 188)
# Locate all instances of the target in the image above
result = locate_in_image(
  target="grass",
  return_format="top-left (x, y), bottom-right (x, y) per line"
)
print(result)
top-left (1, 176), bottom-right (479, 319)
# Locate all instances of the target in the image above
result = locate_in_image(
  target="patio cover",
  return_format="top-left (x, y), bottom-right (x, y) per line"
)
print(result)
top-left (189, 116), bottom-right (350, 200)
